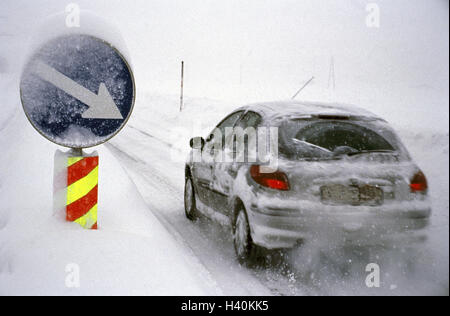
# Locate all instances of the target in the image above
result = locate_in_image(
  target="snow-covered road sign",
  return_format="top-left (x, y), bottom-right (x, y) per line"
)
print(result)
top-left (20, 34), bottom-right (135, 148)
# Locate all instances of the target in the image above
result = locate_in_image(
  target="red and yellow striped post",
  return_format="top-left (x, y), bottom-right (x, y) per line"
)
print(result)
top-left (66, 156), bottom-right (99, 229)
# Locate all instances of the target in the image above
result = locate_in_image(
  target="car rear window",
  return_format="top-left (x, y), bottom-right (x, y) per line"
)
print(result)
top-left (279, 119), bottom-right (405, 160)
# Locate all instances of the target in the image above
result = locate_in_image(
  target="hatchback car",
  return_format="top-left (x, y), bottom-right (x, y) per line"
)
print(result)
top-left (184, 101), bottom-right (431, 264)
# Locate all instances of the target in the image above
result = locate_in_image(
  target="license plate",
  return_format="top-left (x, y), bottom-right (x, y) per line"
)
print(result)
top-left (321, 184), bottom-right (383, 205)
top-left (359, 185), bottom-right (384, 204)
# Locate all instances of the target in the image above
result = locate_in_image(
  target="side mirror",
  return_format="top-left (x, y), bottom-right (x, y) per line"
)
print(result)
top-left (190, 137), bottom-right (205, 150)
top-left (206, 133), bottom-right (214, 142)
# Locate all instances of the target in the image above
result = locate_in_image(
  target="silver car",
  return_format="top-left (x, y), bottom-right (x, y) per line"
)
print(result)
top-left (184, 101), bottom-right (431, 264)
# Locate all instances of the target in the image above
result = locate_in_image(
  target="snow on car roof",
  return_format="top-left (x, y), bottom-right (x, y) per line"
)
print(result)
top-left (238, 100), bottom-right (383, 121)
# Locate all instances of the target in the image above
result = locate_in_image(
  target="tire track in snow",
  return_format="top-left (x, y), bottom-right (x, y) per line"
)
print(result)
top-left (127, 125), bottom-right (174, 149)
top-left (0, 109), bottom-right (19, 133)
top-left (106, 143), bottom-right (224, 295)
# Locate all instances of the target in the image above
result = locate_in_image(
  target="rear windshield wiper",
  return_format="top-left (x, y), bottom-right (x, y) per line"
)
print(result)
top-left (292, 139), bottom-right (332, 153)
top-left (346, 149), bottom-right (396, 156)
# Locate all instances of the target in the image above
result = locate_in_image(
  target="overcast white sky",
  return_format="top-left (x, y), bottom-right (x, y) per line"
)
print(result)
top-left (1, 0), bottom-right (449, 131)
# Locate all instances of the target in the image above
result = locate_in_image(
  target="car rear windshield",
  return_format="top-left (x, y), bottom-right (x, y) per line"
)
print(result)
top-left (279, 119), bottom-right (405, 160)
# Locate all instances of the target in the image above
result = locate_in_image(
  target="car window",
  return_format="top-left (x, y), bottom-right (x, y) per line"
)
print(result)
top-left (298, 121), bottom-right (394, 152)
top-left (206, 111), bottom-right (244, 153)
top-left (210, 111), bottom-right (244, 139)
top-left (232, 111), bottom-right (262, 147)
top-left (227, 111), bottom-right (262, 161)
top-left (279, 120), bottom-right (401, 160)
top-left (235, 111), bottom-right (262, 129)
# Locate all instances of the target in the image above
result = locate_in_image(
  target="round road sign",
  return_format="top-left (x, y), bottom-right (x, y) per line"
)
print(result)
top-left (20, 34), bottom-right (135, 148)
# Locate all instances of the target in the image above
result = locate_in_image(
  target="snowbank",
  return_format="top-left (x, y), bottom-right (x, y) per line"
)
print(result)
top-left (0, 108), bottom-right (217, 295)
top-left (128, 93), bottom-right (238, 163)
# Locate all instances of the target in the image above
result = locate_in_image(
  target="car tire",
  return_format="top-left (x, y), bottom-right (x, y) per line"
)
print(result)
top-left (233, 205), bottom-right (260, 265)
top-left (184, 177), bottom-right (199, 221)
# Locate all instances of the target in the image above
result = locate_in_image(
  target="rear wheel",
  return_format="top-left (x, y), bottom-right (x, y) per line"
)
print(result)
top-left (233, 206), bottom-right (259, 265)
top-left (184, 177), bottom-right (198, 221)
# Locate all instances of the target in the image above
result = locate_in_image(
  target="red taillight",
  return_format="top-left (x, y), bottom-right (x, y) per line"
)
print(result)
top-left (250, 165), bottom-right (290, 191)
top-left (410, 171), bottom-right (428, 193)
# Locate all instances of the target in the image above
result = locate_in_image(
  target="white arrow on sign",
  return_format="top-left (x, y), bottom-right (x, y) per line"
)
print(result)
top-left (33, 61), bottom-right (124, 120)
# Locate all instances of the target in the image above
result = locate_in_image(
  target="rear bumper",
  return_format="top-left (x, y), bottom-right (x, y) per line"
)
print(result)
top-left (248, 200), bottom-right (431, 249)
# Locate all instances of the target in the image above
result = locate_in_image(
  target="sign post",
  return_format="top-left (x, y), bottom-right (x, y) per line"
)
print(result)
top-left (20, 34), bottom-right (135, 229)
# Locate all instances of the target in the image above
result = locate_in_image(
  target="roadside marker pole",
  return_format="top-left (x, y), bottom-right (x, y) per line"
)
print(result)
top-left (66, 154), bottom-right (99, 229)
top-left (53, 150), bottom-right (99, 229)
top-left (180, 60), bottom-right (184, 112)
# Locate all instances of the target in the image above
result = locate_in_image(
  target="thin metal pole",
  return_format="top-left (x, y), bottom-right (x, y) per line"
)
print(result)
top-left (291, 76), bottom-right (314, 100)
top-left (70, 148), bottom-right (83, 157)
top-left (180, 61), bottom-right (184, 112)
